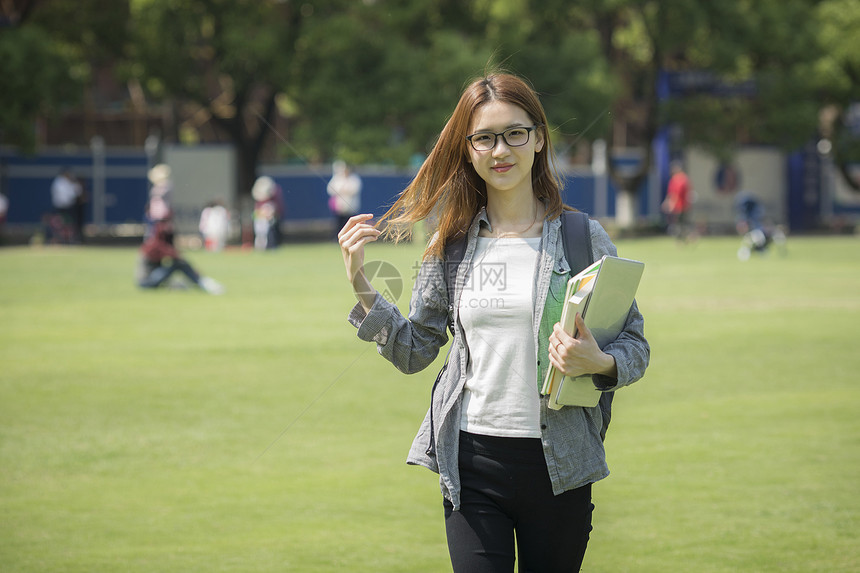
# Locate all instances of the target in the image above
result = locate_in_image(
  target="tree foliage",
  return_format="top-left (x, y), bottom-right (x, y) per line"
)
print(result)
top-left (0, 25), bottom-right (80, 150)
top-left (813, 0), bottom-right (860, 188)
top-left (3, 0), bottom-right (858, 199)
top-left (290, 1), bottom-right (493, 166)
top-left (0, 0), bottom-right (128, 151)
top-left (127, 0), bottom-right (305, 196)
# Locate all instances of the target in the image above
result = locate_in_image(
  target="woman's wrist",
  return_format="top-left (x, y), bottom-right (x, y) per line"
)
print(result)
top-left (351, 272), bottom-right (377, 313)
top-left (595, 351), bottom-right (617, 378)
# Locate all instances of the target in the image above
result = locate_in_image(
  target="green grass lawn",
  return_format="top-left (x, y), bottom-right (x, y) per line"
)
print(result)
top-left (1, 234), bottom-right (859, 572)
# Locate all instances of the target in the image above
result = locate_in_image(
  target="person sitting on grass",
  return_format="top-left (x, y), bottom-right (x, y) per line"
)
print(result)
top-left (136, 220), bottom-right (225, 294)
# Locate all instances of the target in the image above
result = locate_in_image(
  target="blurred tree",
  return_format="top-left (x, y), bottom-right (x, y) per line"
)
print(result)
top-left (472, 0), bottom-right (616, 160)
top-left (813, 0), bottom-right (860, 190)
top-left (28, 0), bottom-right (129, 63)
top-left (291, 0), bottom-right (493, 166)
top-left (658, 1), bottom-right (824, 157)
top-left (0, 25), bottom-right (80, 151)
top-left (0, 0), bottom-right (35, 25)
top-left (5, 0), bottom-right (855, 208)
top-left (0, 0), bottom-right (128, 151)
top-left (487, 0), bottom-right (828, 226)
top-left (127, 0), bottom-right (305, 200)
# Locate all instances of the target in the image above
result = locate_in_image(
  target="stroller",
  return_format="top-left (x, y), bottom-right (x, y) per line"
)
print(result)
top-left (734, 191), bottom-right (787, 261)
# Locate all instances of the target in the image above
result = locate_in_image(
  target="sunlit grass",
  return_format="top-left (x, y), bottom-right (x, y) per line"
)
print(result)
top-left (1, 234), bottom-right (858, 572)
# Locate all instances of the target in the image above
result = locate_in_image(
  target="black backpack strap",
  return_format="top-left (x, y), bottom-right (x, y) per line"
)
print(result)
top-left (560, 210), bottom-right (593, 274)
top-left (560, 210), bottom-right (614, 441)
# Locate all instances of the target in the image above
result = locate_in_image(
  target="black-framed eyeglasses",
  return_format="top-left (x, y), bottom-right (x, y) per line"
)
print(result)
top-left (465, 125), bottom-right (539, 152)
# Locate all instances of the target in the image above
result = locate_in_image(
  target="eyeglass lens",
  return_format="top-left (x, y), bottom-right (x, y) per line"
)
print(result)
top-left (470, 127), bottom-right (532, 151)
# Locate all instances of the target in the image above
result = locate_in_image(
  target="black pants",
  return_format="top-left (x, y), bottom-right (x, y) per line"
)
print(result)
top-left (444, 432), bottom-right (593, 573)
top-left (138, 259), bottom-right (201, 289)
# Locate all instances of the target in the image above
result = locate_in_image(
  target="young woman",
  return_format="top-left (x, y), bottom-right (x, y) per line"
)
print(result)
top-left (338, 73), bottom-right (649, 572)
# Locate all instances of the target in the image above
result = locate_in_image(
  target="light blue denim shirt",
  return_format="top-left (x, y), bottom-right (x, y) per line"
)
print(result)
top-left (348, 208), bottom-right (650, 510)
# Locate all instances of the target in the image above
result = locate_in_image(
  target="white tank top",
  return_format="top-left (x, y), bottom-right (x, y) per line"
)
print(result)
top-left (458, 236), bottom-right (542, 438)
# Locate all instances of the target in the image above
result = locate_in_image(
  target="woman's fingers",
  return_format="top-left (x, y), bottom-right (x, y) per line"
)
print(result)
top-left (548, 315), bottom-right (615, 377)
top-left (337, 214), bottom-right (382, 312)
top-left (339, 215), bottom-right (379, 249)
top-left (340, 224), bottom-right (381, 257)
top-left (552, 321), bottom-right (576, 347)
top-left (338, 213), bottom-right (375, 241)
top-left (548, 318), bottom-right (584, 376)
top-left (338, 214), bottom-right (380, 282)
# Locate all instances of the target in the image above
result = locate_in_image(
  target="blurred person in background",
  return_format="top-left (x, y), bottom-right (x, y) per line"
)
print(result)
top-left (136, 219), bottom-right (224, 294)
top-left (734, 190), bottom-right (787, 260)
top-left (145, 164), bottom-right (173, 239)
top-left (72, 174), bottom-right (89, 244)
top-left (661, 160), bottom-right (694, 242)
top-left (49, 167), bottom-right (83, 243)
top-left (327, 160), bottom-right (362, 237)
top-left (199, 199), bottom-right (232, 252)
top-left (251, 175), bottom-right (284, 250)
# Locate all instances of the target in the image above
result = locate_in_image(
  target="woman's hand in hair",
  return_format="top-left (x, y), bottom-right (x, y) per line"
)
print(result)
top-left (548, 314), bottom-right (617, 379)
top-left (338, 214), bottom-right (381, 312)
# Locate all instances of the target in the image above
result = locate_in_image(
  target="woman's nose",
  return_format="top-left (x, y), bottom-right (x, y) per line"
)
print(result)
top-left (491, 137), bottom-right (511, 156)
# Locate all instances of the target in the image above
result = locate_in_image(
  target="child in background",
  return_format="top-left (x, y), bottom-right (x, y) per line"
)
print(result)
top-left (252, 176), bottom-right (282, 250)
top-left (199, 199), bottom-right (231, 252)
top-left (137, 220), bottom-right (225, 294)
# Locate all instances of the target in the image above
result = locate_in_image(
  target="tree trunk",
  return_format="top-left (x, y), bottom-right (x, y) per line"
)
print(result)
top-left (236, 143), bottom-right (257, 201)
top-left (230, 136), bottom-right (258, 249)
top-left (208, 88), bottom-right (277, 245)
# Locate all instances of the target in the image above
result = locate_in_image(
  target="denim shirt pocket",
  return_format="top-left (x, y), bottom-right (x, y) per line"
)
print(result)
top-left (548, 264), bottom-right (571, 305)
top-left (537, 265), bottom-right (571, 388)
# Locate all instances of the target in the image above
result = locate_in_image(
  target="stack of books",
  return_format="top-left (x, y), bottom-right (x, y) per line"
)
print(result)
top-left (541, 255), bottom-right (644, 409)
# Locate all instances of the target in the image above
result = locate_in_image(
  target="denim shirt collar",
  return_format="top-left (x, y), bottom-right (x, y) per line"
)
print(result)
top-left (467, 204), bottom-right (563, 248)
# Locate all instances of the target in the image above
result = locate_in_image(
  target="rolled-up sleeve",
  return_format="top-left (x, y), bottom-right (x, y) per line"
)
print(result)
top-left (347, 257), bottom-right (450, 375)
top-left (592, 299), bottom-right (649, 389)
top-left (588, 221), bottom-right (650, 391)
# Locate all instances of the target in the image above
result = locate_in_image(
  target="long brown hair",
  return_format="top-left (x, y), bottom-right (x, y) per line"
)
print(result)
top-left (378, 73), bottom-right (569, 260)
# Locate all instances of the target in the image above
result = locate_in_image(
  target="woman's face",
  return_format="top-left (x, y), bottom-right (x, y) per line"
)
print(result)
top-left (466, 100), bottom-right (544, 197)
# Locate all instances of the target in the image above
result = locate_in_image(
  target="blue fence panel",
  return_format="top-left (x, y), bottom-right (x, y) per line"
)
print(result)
top-left (0, 149), bottom-right (687, 231)
top-left (106, 176), bottom-right (149, 223)
top-left (2, 150), bottom-right (89, 225)
top-left (273, 172), bottom-right (414, 222)
top-left (1, 149), bottom-right (149, 225)
top-left (4, 175), bottom-right (56, 224)
top-left (360, 174), bottom-right (413, 217)
top-left (274, 174), bottom-right (328, 221)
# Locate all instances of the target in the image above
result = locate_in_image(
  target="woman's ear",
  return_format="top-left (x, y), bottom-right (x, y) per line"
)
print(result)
top-left (535, 128), bottom-right (545, 153)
